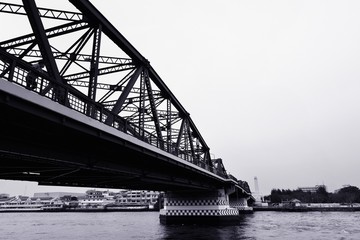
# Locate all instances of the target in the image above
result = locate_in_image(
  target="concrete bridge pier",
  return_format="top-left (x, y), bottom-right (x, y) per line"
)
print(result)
top-left (229, 196), bottom-right (254, 214)
top-left (159, 189), bottom-right (241, 225)
top-left (229, 187), bottom-right (254, 214)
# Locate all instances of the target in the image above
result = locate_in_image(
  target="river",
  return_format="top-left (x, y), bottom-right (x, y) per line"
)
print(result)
top-left (0, 211), bottom-right (359, 239)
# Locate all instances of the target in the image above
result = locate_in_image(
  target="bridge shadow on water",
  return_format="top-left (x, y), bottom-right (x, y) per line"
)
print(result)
top-left (158, 214), bottom-right (255, 240)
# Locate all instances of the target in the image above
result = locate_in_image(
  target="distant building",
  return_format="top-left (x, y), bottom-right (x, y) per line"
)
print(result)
top-left (0, 189), bottom-right (162, 211)
top-left (115, 190), bottom-right (160, 208)
top-left (77, 189), bottom-right (115, 208)
top-left (298, 185), bottom-right (326, 193)
top-left (34, 192), bottom-right (86, 198)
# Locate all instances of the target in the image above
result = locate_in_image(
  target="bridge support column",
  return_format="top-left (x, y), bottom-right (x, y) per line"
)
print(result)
top-left (229, 197), bottom-right (253, 213)
top-left (159, 189), bottom-right (240, 225)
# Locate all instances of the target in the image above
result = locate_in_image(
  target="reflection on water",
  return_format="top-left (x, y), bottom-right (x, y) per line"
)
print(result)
top-left (0, 211), bottom-right (360, 239)
top-left (160, 215), bottom-right (252, 240)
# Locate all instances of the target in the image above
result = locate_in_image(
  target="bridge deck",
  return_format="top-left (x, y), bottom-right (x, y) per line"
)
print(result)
top-left (0, 78), bottom-right (237, 191)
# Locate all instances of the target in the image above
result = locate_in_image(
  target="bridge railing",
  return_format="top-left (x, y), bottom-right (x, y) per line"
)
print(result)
top-left (0, 51), bottom-right (229, 179)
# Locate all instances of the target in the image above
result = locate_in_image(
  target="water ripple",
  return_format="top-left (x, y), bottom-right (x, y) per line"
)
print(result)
top-left (0, 211), bottom-right (360, 239)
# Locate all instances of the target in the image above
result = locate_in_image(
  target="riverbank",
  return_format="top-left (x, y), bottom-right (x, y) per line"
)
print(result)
top-left (0, 207), bottom-right (160, 213)
top-left (253, 205), bottom-right (360, 212)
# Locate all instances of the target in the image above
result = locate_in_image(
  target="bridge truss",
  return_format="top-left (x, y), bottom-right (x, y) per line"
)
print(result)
top-left (0, 0), bottom-right (231, 179)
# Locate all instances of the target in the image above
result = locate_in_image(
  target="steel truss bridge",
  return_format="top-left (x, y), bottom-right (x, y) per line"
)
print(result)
top-left (0, 0), bottom-right (251, 195)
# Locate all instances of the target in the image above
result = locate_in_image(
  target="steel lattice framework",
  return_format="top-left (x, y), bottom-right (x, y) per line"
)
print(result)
top-left (0, 0), bottom-right (232, 180)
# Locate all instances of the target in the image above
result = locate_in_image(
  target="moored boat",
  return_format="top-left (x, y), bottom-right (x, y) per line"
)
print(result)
top-left (0, 196), bottom-right (43, 212)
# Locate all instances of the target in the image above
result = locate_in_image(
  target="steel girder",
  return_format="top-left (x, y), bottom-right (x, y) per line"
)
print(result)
top-left (0, 1), bottom-right (83, 21)
top-left (0, 0), bottom-right (226, 177)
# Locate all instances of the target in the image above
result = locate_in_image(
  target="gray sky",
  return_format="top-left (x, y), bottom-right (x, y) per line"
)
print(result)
top-left (1, 0), bottom-right (360, 196)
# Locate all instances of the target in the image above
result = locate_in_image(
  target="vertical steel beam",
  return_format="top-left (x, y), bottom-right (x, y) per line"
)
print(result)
top-left (139, 70), bottom-right (146, 138)
top-left (87, 26), bottom-right (102, 117)
top-left (88, 26), bottom-right (102, 101)
top-left (203, 151), bottom-right (212, 168)
top-left (186, 120), bottom-right (196, 164)
top-left (184, 121), bottom-right (189, 161)
top-left (167, 99), bottom-right (172, 152)
top-left (175, 119), bottom-right (185, 156)
top-left (7, 60), bottom-right (15, 82)
top-left (144, 69), bottom-right (163, 149)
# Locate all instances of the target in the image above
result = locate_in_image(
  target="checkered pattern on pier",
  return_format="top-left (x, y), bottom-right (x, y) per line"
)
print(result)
top-left (229, 202), bottom-right (246, 207)
top-left (230, 200), bottom-right (253, 211)
top-left (164, 209), bottom-right (238, 216)
top-left (165, 199), bottom-right (228, 206)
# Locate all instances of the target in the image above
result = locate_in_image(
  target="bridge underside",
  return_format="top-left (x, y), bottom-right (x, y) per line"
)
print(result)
top-left (0, 88), bottom-right (224, 191)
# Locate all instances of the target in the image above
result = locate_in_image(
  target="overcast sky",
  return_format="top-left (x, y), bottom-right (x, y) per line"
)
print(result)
top-left (1, 0), bottom-right (360, 196)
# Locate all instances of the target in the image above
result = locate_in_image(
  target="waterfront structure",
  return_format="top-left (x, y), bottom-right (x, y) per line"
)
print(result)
top-left (0, 196), bottom-right (43, 212)
top-left (0, 0), bottom-right (253, 224)
top-left (0, 195), bottom-right (63, 212)
top-left (115, 190), bottom-right (160, 210)
top-left (77, 190), bottom-right (115, 209)
top-left (253, 201), bottom-right (360, 212)
top-left (0, 189), bottom-right (160, 211)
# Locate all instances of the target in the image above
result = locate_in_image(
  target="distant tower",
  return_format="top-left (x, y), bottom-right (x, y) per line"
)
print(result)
top-left (253, 176), bottom-right (263, 203)
top-left (254, 176), bottom-right (259, 193)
